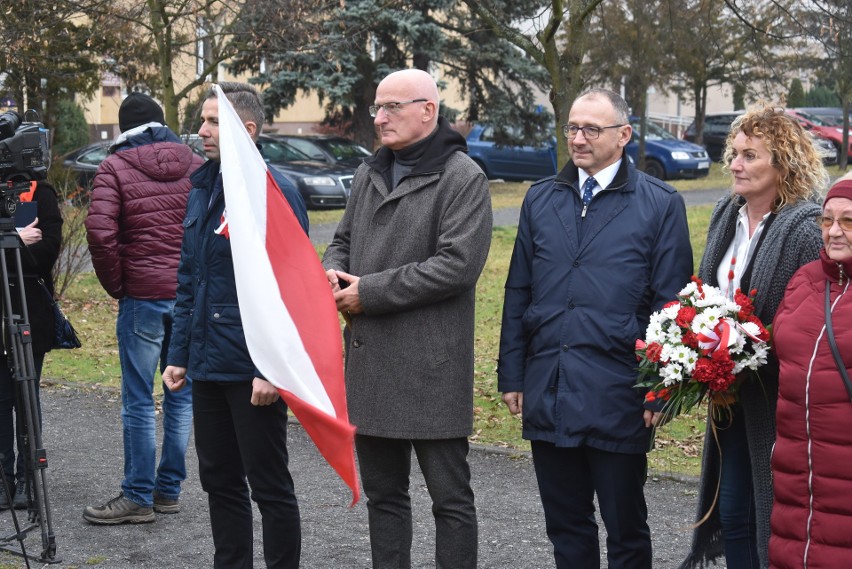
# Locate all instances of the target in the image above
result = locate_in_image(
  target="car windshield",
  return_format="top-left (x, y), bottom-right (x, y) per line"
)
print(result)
top-left (795, 110), bottom-right (828, 126)
top-left (819, 115), bottom-right (845, 127)
top-left (78, 146), bottom-right (109, 165)
top-left (630, 120), bottom-right (676, 141)
top-left (257, 139), bottom-right (313, 163)
top-left (318, 139), bottom-right (371, 161)
top-left (282, 137), bottom-right (371, 162)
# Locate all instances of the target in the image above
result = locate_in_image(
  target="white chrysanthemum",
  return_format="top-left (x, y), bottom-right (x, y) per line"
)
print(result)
top-left (660, 343), bottom-right (677, 364)
top-left (661, 303), bottom-right (681, 321)
top-left (670, 346), bottom-right (699, 373)
top-left (660, 363), bottom-right (684, 386)
top-left (692, 308), bottom-right (723, 333)
top-left (645, 320), bottom-right (664, 343)
top-left (739, 321), bottom-right (761, 338)
top-left (751, 343), bottom-right (770, 367)
top-left (690, 283), bottom-right (724, 304)
top-left (665, 326), bottom-right (685, 346)
top-left (678, 281), bottom-right (699, 297)
top-left (722, 300), bottom-right (742, 317)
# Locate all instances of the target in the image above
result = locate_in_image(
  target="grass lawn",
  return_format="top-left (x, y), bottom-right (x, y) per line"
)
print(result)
top-left (49, 163), bottom-right (824, 477)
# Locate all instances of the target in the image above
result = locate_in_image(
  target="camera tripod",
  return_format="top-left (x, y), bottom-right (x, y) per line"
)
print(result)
top-left (0, 199), bottom-right (59, 564)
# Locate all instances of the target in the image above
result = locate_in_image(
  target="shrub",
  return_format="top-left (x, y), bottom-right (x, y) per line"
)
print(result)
top-left (52, 99), bottom-right (89, 157)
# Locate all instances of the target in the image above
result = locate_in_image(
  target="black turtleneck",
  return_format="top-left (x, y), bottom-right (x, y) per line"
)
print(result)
top-left (365, 116), bottom-right (469, 193)
top-left (391, 126), bottom-right (439, 190)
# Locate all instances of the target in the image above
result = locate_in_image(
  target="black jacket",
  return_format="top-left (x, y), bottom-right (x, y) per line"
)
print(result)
top-left (5, 181), bottom-right (63, 355)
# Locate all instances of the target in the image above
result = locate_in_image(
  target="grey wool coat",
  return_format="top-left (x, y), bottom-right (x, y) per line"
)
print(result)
top-left (680, 193), bottom-right (823, 569)
top-left (322, 121), bottom-right (493, 439)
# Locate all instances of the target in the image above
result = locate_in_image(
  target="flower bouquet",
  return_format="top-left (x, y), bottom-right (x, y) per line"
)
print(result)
top-left (635, 276), bottom-right (770, 421)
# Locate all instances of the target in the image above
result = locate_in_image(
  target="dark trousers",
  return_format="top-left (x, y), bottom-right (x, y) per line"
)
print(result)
top-left (355, 435), bottom-right (478, 569)
top-left (193, 380), bottom-right (300, 569)
top-left (531, 441), bottom-right (652, 569)
top-left (0, 353), bottom-right (44, 487)
top-left (716, 407), bottom-right (759, 569)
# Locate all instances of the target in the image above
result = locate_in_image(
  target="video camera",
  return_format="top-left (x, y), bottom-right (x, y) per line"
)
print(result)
top-left (0, 110), bottom-right (50, 217)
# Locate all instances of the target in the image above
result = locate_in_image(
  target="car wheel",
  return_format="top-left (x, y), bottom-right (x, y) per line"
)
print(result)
top-left (643, 159), bottom-right (665, 180)
top-left (472, 159), bottom-right (490, 179)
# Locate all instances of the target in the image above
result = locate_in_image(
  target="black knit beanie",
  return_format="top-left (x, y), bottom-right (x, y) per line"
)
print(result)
top-left (118, 92), bottom-right (165, 133)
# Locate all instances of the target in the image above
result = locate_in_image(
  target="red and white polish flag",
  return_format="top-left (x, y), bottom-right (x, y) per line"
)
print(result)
top-left (214, 84), bottom-right (359, 505)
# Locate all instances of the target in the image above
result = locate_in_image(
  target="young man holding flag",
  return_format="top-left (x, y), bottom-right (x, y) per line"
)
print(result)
top-left (163, 82), bottom-right (308, 568)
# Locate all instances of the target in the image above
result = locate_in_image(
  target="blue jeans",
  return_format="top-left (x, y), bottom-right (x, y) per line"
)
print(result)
top-left (717, 406), bottom-right (759, 569)
top-left (117, 297), bottom-right (192, 507)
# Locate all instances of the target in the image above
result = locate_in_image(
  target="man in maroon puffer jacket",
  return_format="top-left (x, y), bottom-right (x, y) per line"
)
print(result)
top-left (83, 92), bottom-right (204, 525)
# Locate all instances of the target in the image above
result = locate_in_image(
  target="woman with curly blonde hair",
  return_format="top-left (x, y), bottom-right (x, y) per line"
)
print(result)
top-left (680, 105), bottom-right (829, 569)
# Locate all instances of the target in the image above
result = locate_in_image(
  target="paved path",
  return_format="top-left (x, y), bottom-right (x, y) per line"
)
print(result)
top-left (0, 384), bottom-right (699, 568)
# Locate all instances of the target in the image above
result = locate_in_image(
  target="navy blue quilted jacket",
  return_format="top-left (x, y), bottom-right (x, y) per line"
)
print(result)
top-left (167, 159), bottom-right (308, 381)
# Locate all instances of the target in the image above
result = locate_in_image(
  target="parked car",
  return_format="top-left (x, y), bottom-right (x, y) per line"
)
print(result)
top-left (793, 107), bottom-right (845, 127)
top-left (60, 141), bottom-right (111, 201)
top-left (685, 111), bottom-right (838, 165)
top-left (255, 135), bottom-right (355, 209)
top-left (786, 108), bottom-right (852, 159)
top-left (683, 113), bottom-right (740, 162)
top-left (626, 117), bottom-right (709, 180)
top-left (467, 121), bottom-right (709, 182)
top-left (465, 124), bottom-right (557, 181)
top-left (183, 133), bottom-right (354, 209)
top-left (271, 134), bottom-right (372, 168)
top-left (61, 135), bottom-right (354, 209)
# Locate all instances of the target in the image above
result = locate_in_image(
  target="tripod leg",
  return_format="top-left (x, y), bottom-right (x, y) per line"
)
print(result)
top-left (0, 239), bottom-right (60, 563)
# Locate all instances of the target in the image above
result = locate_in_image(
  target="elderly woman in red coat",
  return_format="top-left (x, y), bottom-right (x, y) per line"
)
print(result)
top-left (769, 177), bottom-right (852, 568)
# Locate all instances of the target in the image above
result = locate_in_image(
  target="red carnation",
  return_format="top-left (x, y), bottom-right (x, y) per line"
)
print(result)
top-left (676, 306), bottom-right (697, 328)
top-left (709, 371), bottom-right (736, 393)
top-left (645, 342), bottom-right (664, 363)
top-left (657, 387), bottom-right (672, 401)
top-left (682, 331), bottom-right (699, 348)
top-left (734, 290), bottom-right (755, 319)
top-left (711, 349), bottom-right (732, 363)
top-left (691, 359), bottom-right (717, 383)
top-left (692, 275), bottom-right (705, 296)
top-left (664, 300), bottom-right (680, 310)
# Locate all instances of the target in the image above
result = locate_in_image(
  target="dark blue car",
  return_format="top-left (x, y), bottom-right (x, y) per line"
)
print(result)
top-left (465, 125), bottom-right (557, 181)
top-left (466, 120), bottom-right (710, 182)
top-left (626, 117), bottom-right (710, 180)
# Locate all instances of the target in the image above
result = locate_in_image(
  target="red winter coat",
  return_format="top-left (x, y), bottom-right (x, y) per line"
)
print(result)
top-left (85, 128), bottom-right (203, 299)
top-left (769, 250), bottom-right (852, 569)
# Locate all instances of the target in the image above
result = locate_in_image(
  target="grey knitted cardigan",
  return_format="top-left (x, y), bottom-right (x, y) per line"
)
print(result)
top-left (679, 193), bottom-right (823, 569)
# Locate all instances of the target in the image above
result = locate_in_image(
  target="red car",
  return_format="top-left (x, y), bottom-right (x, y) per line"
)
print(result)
top-left (786, 108), bottom-right (852, 158)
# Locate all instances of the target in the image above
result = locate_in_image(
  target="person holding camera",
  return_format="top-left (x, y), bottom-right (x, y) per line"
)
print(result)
top-left (0, 180), bottom-right (62, 510)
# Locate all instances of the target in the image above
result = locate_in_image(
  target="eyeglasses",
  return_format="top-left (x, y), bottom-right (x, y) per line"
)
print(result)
top-left (562, 124), bottom-right (625, 140)
top-left (369, 99), bottom-right (428, 117)
top-left (816, 215), bottom-right (852, 231)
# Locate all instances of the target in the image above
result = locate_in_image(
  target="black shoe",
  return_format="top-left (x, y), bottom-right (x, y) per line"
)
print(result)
top-left (82, 493), bottom-right (155, 525)
top-left (153, 490), bottom-right (180, 514)
top-left (12, 480), bottom-right (27, 510)
top-left (0, 486), bottom-right (9, 510)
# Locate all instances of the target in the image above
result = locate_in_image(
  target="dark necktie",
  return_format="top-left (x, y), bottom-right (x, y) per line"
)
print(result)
top-left (582, 176), bottom-right (597, 206)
